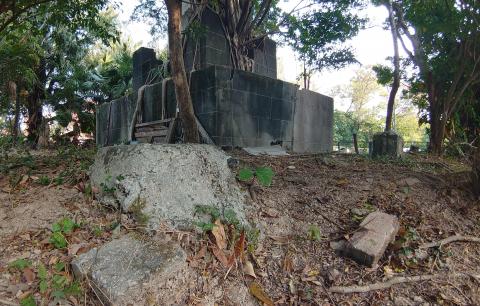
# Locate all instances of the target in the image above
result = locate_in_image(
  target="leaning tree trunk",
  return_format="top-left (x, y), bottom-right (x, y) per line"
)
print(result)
top-left (165, 0), bottom-right (199, 143)
top-left (385, 0), bottom-right (400, 132)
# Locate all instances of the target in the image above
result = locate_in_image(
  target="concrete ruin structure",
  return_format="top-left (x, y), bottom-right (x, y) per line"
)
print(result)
top-left (96, 8), bottom-right (334, 153)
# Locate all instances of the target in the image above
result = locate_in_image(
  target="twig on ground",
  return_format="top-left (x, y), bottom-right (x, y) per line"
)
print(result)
top-left (329, 274), bottom-right (437, 293)
top-left (419, 235), bottom-right (480, 249)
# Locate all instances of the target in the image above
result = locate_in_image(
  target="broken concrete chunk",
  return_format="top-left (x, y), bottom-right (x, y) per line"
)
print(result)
top-left (344, 211), bottom-right (399, 267)
top-left (90, 144), bottom-right (248, 230)
top-left (71, 235), bottom-right (186, 305)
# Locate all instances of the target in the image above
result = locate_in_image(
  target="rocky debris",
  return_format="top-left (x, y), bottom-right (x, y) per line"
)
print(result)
top-left (350, 208), bottom-right (372, 217)
top-left (343, 212), bottom-right (400, 267)
top-left (71, 235), bottom-right (186, 305)
top-left (90, 144), bottom-right (248, 230)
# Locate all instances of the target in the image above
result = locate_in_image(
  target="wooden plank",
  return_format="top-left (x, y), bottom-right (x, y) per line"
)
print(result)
top-left (136, 126), bottom-right (168, 133)
top-left (165, 118), bottom-right (177, 144)
top-left (136, 118), bottom-right (173, 128)
top-left (135, 130), bottom-right (168, 138)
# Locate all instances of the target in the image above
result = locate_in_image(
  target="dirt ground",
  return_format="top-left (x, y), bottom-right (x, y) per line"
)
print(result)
top-left (1, 147), bottom-right (479, 306)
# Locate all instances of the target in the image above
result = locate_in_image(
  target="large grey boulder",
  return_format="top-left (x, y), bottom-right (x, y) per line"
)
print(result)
top-left (343, 212), bottom-right (399, 267)
top-left (90, 144), bottom-right (248, 229)
top-left (71, 235), bottom-right (186, 305)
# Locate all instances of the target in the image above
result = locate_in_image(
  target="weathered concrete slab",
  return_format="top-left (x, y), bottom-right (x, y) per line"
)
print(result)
top-left (90, 144), bottom-right (248, 229)
top-left (71, 235), bottom-right (186, 305)
top-left (243, 145), bottom-right (289, 156)
top-left (344, 212), bottom-right (399, 267)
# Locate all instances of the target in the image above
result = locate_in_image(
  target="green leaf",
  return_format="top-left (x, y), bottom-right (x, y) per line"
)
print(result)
top-left (51, 222), bottom-right (62, 233)
top-left (38, 263), bottom-right (48, 279)
top-left (50, 232), bottom-right (68, 249)
top-left (64, 281), bottom-right (82, 296)
top-left (54, 262), bottom-right (65, 272)
top-left (52, 275), bottom-right (69, 289)
top-left (20, 295), bottom-right (36, 306)
top-left (255, 167), bottom-right (274, 187)
top-left (39, 280), bottom-right (48, 294)
top-left (238, 168), bottom-right (254, 182)
top-left (8, 259), bottom-right (31, 270)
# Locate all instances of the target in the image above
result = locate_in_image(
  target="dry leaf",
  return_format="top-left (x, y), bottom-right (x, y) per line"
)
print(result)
top-left (283, 253), bottom-right (293, 273)
top-left (68, 243), bottom-right (87, 256)
top-left (211, 246), bottom-right (229, 267)
top-left (48, 256), bottom-right (59, 265)
top-left (268, 235), bottom-right (290, 245)
top-left (211, 220), bottom-right (227, 250)
top-left (335, 178), bottom-right (349, 186)
top-left (243, 260), bottom-right (256, 278)
top-left (23, 268), bottom-right (35, 283)
top-left (228, 230), bottom-right (245, 266)
top-left (249, 282), bottom-right (274, 306)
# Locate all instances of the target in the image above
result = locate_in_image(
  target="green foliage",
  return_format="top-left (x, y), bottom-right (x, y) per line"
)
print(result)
top-left (194, 204), bottom-right (221, 221)
top-left (238, 168), bottom-right (254, 182)
top-left (37, 176), bottom-right (51, 186)
top-left (255, 167), bottom-right (274, 187)
top-left (9, 259), bottom-right (32, 270)
top-left (52, 218), bottom-right (78, 234)
top-left (238, 166), bottom-right (275, 187)
top-left (307, 225), bottom-right (322, 241)
top-left (50, 217), bottom-right (78, 249)
top-left (49, 232), bottom-right (68, 249)
top-left (20, 295), bottom-right (36, 306)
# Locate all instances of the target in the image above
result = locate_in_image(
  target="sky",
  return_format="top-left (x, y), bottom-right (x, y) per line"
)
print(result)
top-left (117, 1), bottom-right (404, 111)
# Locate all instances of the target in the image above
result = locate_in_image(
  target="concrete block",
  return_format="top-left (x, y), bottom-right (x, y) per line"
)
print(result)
top-left (71, 235), bottom-right (186, 305)
top-left (372, 131), bottom-right (404, 157)
top-left (344, 212), bottom-right (399, 267)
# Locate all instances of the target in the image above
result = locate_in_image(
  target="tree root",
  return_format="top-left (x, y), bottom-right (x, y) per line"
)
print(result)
top-left (329, 273), bottom-right (480, 294)
top-left (329, 274), bottom-right (436, 293)
top-left (419, 235), bottom-right (480, 249)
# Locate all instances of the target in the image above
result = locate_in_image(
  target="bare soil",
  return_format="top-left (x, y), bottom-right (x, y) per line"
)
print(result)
top-left (1, 147), bottom-right (479, 306)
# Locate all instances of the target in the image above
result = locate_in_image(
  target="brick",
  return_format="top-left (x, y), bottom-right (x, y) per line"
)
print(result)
top-left (344, 212), bottom-right (399, 267)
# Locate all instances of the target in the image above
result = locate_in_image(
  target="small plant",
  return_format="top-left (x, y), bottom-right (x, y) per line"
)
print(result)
top-left (53, 175), bottom-right (64, 185)
top-left (92, 225), bottom-right (104, 237)
top-left (37, 175), bottom-right (51, 186)
top-left (307, 225), bottom-right (322, 241)
top-left (36, 260), bottom-right (82, 301)
top-left (49, 218), bottom-right (78, 249)
top-left (20, 295), bottom-right (36, 306)
top-left (238, 166), bottom-right (274, 187)
top-left (129, 198), bottom-right (150, 225)
top-left (100, 175), bottom-right (116, 194)
top-left (246, 227), bottom-right (260, 253)
top-left (9, 258), bottom-right (32, 270)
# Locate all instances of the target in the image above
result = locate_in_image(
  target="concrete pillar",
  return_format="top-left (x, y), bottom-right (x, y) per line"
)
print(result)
top-left (371, 131), bottom-right (404, 157)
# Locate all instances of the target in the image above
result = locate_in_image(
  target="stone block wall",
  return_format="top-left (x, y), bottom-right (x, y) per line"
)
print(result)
top-left (184, 8), bottom-right (277, 79)
top-left (96, 65), bottom-right (334, 152)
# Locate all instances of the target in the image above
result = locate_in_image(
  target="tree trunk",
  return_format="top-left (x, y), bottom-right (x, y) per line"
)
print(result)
top-left (26, 60), bottom-right (46, 145)
top-left (385, 1), bottom-right (400, 132)
top-left (353, 133), bottom-right (359, 154)
top-left (8, 81), bottom-right (20, 143)
top-left (165, 0), bottom-right (199, 143)
top-left (428, 94), bottom-right (447, 155)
